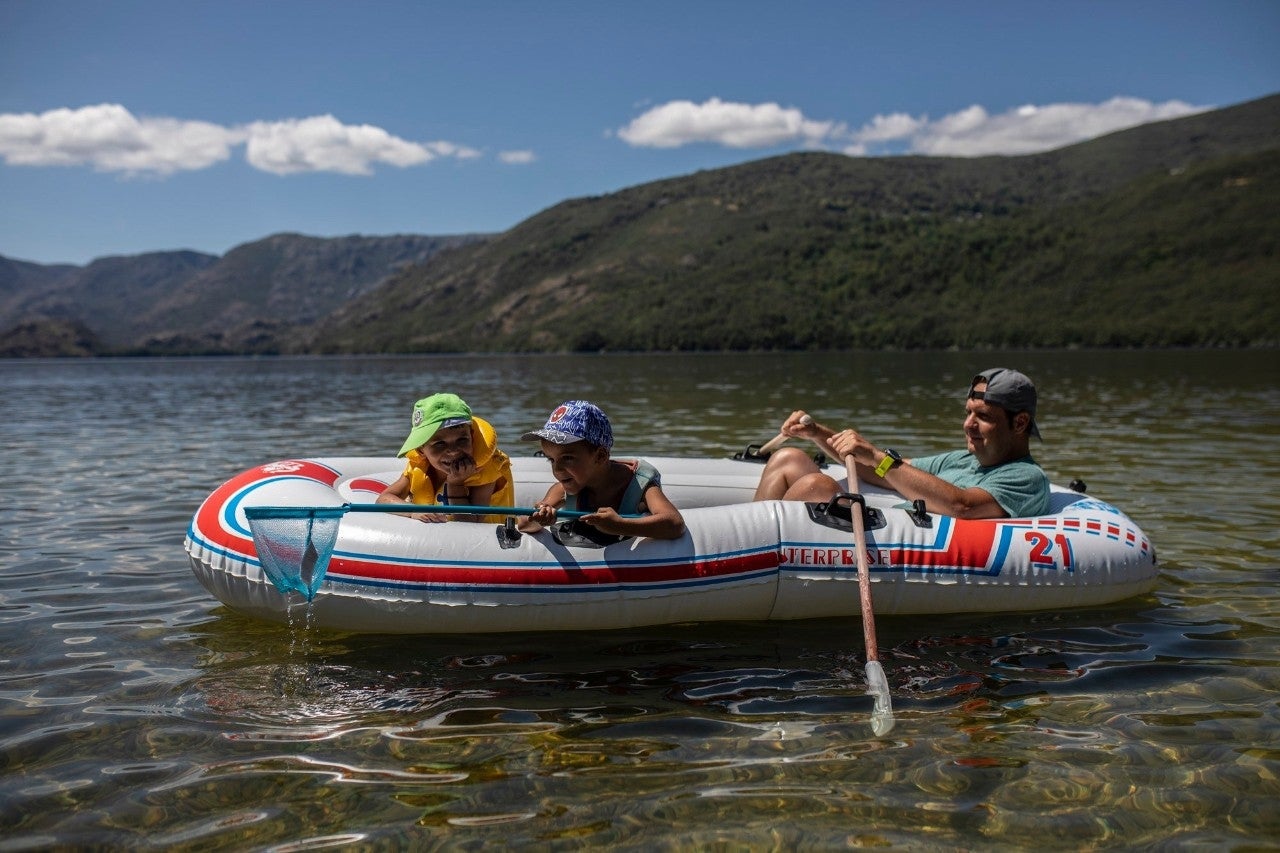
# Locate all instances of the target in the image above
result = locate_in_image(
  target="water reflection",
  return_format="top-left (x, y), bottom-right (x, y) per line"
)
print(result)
top-left (176, 599), bottom-right (1204, 757)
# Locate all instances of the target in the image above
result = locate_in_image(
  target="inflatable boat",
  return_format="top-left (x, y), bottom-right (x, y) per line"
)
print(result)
top-left (184, 454), bottom-right (1157, 634)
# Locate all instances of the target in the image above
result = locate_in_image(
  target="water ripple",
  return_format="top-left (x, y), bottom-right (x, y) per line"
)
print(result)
top-left (2, 352), bottom-right (1278, 848)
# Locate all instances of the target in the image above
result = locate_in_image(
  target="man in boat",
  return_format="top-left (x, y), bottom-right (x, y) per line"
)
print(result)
top-left (753, 368), bottom-right (1049, 519)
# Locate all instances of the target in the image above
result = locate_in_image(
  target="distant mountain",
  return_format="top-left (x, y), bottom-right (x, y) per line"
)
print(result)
top-left (0, 233), bottom-right (486, 356)
top-left (0, 255), bottom-right (79, 317)
top-left (0, 318), bottom-right (101, 358)
top-left (12, 251), bottom-right (222, 349)
top-left (3, 93), bottom-right (1277, 357)
top-left (298, 93), bottom-right (1279, 353)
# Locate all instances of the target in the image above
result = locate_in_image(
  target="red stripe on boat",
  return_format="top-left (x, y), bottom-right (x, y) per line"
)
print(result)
top-left (348, 476), bottom-right (390, 494)
top-left (193, 459), bottom-right (340, 551)
top-left (891, 518), bottom-right (997, 570)
top-left (329, 549), bottom-right (780, 587)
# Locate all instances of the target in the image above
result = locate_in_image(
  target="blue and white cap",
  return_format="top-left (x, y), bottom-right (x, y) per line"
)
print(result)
top-left (521, 400), bottom-right (614, 449)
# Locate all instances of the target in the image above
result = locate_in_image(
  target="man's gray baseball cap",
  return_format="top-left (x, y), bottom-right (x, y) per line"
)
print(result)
top-left (969, 368), bottom-right (1041, 439)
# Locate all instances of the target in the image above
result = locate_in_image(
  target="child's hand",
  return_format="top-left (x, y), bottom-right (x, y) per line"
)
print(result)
top-left (528, 503), bottom-right (558, 525)
top-left (581, 507), bottom-right (623, 533)
top-left (444, 455), bottom-right (477, 483)
top-left (411, 510), bottom-right (450, 523)
top-left (517, 502), bottom-right (557, 533)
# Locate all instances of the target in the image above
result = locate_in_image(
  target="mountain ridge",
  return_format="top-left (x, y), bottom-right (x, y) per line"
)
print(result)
top-left (299, 93), bottom-right (1278, 352)
top-left (0, 233), bottom-right (487, 355)
top-left (3, 92), bottom-right (1276, 357)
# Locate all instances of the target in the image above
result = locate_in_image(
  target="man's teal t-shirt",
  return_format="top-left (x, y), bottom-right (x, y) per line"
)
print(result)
top-left (910, 450), bottom-right (1049, 518)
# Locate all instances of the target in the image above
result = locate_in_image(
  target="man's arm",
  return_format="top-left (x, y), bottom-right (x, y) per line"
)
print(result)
top-left (873, 461), bottom-right (1007, 519)
top-left (828, 433), bottom-right (1010, 520)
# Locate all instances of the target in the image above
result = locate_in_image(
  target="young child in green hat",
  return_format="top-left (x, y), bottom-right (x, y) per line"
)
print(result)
top-left (377, 393), bottom-right (515, 523)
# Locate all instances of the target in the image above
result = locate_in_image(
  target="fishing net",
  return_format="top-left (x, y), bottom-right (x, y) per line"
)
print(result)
top-left (245, 507), bottom-right (344, 601)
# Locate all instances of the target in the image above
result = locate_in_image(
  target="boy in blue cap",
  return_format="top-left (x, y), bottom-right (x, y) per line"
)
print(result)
top-left (519, 400), bottom-right (685, 540)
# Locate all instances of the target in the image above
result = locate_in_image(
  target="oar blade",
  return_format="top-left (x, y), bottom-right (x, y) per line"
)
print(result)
top-left (864, 660), bottom-right (895, 736)
top-left (246, 507), bottom-right (344, 600)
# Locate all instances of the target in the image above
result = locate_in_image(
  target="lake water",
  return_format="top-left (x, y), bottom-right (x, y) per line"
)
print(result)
top-left (2, 350), bottom-right (1277, 849)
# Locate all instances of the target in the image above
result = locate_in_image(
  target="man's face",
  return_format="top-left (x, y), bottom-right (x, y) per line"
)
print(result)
top-left (964, 382), bottom-right (1025, 465)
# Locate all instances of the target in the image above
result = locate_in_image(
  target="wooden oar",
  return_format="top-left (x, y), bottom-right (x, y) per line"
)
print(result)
top-left (844, 455), bottom-right (896, 735)
top-left (756, 414), bottom-right (814, 455)
top-left (756, 431), bottom-right (792, 456)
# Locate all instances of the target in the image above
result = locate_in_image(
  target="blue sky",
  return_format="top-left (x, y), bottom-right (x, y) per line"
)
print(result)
top-left (1, 0), bottom-right (1277, 266)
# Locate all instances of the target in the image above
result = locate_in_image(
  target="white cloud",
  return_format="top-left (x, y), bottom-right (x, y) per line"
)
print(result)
top-left (0, 96), bottom-right (1213, 182)
top-left (617, 97), bottom-right (835, 149)
top-left (243, 115), bottom-right (441, 175)
top-left (0, 104), bottom-right (488, 177)
top-left (424, 140), bottom-right (482, 160)
top-left (849, 97), bottom-right (1207, 156)
top-left (619, 96), bottom-right (1209, 157)
top-left (904, 97), bottom-right (1207, 156)
top-left (855, 112), bottom-right (926, 144)
top-left (0, 104), bottom-right (240, 175)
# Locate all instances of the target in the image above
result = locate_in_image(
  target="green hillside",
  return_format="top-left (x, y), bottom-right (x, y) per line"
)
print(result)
top-left (300, 94), bottom-right (1279, 353)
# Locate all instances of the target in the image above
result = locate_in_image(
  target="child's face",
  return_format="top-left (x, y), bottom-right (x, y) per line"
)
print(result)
top-left (540, 440), bottom-right (608, 495)
top-left (416, 424), bottom-right (475, 475)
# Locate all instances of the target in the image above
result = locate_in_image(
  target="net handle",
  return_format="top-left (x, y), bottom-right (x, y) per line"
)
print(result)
top-left (245, 503), bottom-right (641, 520)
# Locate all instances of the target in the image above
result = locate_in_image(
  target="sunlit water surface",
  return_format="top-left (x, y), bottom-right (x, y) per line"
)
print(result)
top-left (1, 351), bottom-right (1277, 849)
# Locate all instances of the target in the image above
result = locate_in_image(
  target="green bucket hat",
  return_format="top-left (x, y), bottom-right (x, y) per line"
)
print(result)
top-left (397, 393), bottom-right (473, 457)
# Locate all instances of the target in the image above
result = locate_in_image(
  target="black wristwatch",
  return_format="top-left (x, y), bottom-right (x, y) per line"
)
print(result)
top-left (874, 448), bottom-right (902, 477)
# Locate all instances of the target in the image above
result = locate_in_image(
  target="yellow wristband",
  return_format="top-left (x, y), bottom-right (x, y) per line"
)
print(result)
top-left (874, 451), bottom-right (899, 478)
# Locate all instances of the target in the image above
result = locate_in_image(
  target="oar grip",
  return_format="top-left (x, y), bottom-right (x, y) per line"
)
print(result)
top-left (757, 414), bottom-right (814, 455)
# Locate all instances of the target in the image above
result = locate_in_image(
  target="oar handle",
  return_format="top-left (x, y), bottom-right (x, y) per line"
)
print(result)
top-left (756, 431), bottom-right (792, 455)
top-left (757, 414), bottom-right (814, 455)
